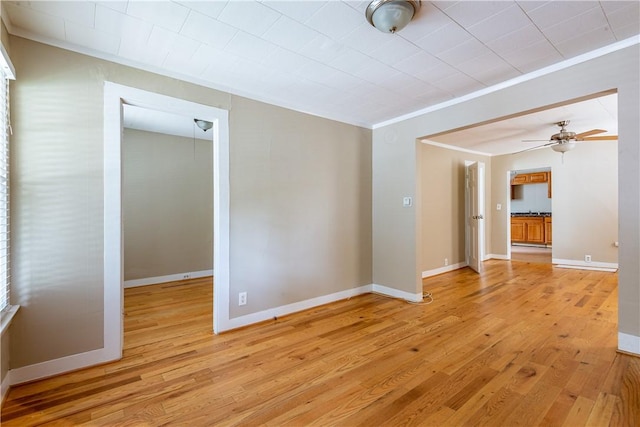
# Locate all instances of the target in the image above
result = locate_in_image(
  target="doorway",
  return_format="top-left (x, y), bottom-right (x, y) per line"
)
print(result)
top-left (508, 167), bottom-right (552, 264)
top-left (104, 83), bottom-right (230, 362)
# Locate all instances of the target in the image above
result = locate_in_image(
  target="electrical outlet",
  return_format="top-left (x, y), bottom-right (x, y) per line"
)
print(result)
top-left (444, 258), bottom-right (449, 266)
top-left (239, 292), bottom-right (247, 306)
top-left (585, 255), bottom-right (592, 263)
top-left (182, 273), bottom-right (191, 279)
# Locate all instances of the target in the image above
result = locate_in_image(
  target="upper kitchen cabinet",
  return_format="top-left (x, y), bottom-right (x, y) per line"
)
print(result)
top-left (511, 171), bottom-right (552, 199)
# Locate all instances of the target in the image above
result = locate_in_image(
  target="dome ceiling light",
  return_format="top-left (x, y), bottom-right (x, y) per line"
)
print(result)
top-left (365, 0), bottom-right (421, 34)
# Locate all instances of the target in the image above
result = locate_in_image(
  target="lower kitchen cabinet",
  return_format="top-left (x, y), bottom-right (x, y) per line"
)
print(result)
top-left (511, 216), bottom-right (549, 244)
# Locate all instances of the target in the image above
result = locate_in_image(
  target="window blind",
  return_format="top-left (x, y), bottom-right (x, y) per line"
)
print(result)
top-left (0, 69), bottom-right (9, 312)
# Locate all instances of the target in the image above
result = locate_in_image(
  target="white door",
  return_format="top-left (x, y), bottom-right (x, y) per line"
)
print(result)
top-left (466, 162), bottom-right (485, 273)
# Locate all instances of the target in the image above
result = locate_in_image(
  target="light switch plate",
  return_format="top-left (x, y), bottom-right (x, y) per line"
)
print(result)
top-left (403, 197), bottom-right (412, 207)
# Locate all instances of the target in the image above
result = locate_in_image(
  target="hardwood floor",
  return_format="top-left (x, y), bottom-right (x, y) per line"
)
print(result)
top-left (510, 245), bottom-right (552, 264)
top-left (2, 261), bottom-right (639, 426)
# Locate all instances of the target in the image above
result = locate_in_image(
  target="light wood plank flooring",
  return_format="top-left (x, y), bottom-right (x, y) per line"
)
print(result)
top-left (2, 261), bottom-right (639, 426)
top-left (511, 245), bottom-right (552, 264)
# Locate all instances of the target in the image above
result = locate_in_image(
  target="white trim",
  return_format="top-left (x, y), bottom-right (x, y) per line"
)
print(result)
top-left (618, 332), bottom-right (640, 356)
top-left (0, 305), bottom-right (19, 336)
top-left (552, 258), bottom-right (618, 272)
top-left (124, 270), bottom-right (214, 288)
top-left (0, 42), bottom-right (15, 80)
top-left (222, 285), bottom-right (373, 331)
top-left (373, 35), bottom-right (640, 129)
top-left (421, 140), bottom-right (492, 157)
top-left (422, 262), bottom-right (468, 278)
top-left (486, 254), bottom-right (509, 260)
top-left (105, 84), bottom-right (231, 351)
top-left (372, 284), bottom-right (423, 303)
top-left (9, 347), bottom-right (110, 385)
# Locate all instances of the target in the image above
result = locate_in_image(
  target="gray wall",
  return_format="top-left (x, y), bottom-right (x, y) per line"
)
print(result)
top-left (373, 45), bottom-right (639, 342)
top-left (9, 36), bottom-right (372, 369)
top-left (123, 129), bottom-right (213, 281)
top-left (419, 143), bottom-right (492, 272)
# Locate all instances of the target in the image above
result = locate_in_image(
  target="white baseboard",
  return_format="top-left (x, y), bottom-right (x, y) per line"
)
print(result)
top-left (618, 332), bottom-right (640, 355)
top-left (486, 253), bottom-right (509, 260)
top-left (1, 371), bottom-right (10, 408)
top-left (9, 347), bottom-right (119, 386)
top-left (552, 258), bottom-right (618, 272)
top-left (372, 284), bottom-right (423, 302)
top-left (124, 269), bottom-right (213, 288)
top-left (222, 285), bottom-right (374, 331)
top-left (422, 262), bottom-right (467, 278)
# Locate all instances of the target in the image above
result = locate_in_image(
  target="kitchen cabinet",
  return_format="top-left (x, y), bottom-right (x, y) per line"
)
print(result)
top-left (544, 217), bottom-right (552, 244)
top-left (511, 171), bottom-right (552, 200)
top-left (511, 216), bottom-right (548, 244)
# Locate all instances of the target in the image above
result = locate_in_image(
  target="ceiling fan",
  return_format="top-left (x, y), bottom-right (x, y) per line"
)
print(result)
top-left (517, 120), bottom-right (618, 154)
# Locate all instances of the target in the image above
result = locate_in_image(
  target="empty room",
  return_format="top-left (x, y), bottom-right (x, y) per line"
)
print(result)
top-left (1, 1), bottom-right (639, 425)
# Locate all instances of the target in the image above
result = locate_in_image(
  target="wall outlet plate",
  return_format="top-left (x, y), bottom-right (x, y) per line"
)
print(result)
top-left (239, 292), bottom-right (247, 306)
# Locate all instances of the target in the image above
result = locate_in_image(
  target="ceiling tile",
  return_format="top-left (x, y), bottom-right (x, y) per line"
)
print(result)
top-left (525, 1), bottom-right (600, 30)
top-left (28, 1), bottom-right (96, 27)
top-left (261, 1), bottom-right (327, 23)
top-left (4, 3), bottom-right (66, 40)
top-left (430, 71), bottom-right (484, 96)
top-left (437, 38), bottom-right (491, 66)
top-left (413, 22), bottom-right (473, 56)
top-left (500, 39), bottom-right (564, 72)
top-left (65, 23), bottom-right (120, 55)
top-left (126, 1), bottom-right (190, 32)
top-left (604, 2), bottom-right (640, 40)
top-left (175, 1), bottom-right (229, 19)
top-left (350, 59), bottom-right (399, 84)
top-left (393, 51), bottom-right (445, 79)
top-left (297, 34), bottom-right (348, 63)
top-left (399, 2), bottom-right (453, 41)
top-left (96, 5), bottom-right (153, 39)
top-left (486, 24), bottom-right (546, 55)
top-left (339, 23), bottom-right (395, 56)
top-left (217, 1), bottom-right (281, 36)
top-left (437, 1), bottom-right (512, 28)
top-left (96, 1), bottom-right (128, 13)
top-left (180, 11), bottom-right (238, 50)
top-left (262, 16), bottom-right (319, 52)
top-left (466, 4), bottom-right (534, 44)
top-left (327, 48), bottom-right (370, 74)
top-left (368, 37), bottom-right (421, 67)
top-left (224, 31), bottom-right (278, 63)
top-left (304, 1), bottom-right (363, 39)
top-left (163, 43), bottom-right (221, 77)
top-left (542, 7), bottom-right (609, 45)
top-left (553, 27), bottom-right (617, 58)
top-left (261, 47), bottom-right (311, 75)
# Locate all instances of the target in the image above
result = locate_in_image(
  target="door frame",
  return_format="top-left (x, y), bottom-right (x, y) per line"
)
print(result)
top-left (103, 82), bottom-right (230, 361)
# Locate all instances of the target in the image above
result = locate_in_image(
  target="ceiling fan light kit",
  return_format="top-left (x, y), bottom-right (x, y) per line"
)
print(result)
top-left (366, 0), bottom-right (420, 34)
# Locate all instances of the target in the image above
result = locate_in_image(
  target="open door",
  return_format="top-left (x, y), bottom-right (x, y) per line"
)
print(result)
top-left (466, 161), bottom-right (485, 273)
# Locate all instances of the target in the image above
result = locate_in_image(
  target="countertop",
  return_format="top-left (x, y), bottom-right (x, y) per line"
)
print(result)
top-left (511, 212), bottom-right (552, 217)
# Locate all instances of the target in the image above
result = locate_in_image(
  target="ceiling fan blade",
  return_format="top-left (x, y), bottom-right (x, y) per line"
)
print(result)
top-left (575, 129), bottom-right (607, 138)
top-left (512, 142), bottom-right (556, 154)
top-left (578, 135), bottom-right (618, 141)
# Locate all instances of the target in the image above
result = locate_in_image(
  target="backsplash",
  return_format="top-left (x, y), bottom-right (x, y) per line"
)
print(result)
top-left (511, 183), bottom-right (552, 213)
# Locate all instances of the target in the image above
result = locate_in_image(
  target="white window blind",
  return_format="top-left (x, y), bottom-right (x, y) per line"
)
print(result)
top-left (0, 67), bottom-right (10, 312)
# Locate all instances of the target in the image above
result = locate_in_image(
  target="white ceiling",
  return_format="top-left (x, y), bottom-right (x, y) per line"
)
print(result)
top-left (1, 1), bottom-right (638, 145)
top-left (424, 92), bottom-right (618, 155)
top-left (123, 104), bottom-right (213, 140)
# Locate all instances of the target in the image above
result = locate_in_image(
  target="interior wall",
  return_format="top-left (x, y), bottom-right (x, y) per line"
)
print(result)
top-left (123, 129), bottom-right (213, 281)
top-left (492, 143), bottom-right (618, 264)
top-left (419, 143), bottom-right (492, 272)
top-left (9, 36), bottom-right (372, 369)
top-left (372, 44), bottom-right (639, 347)
top-left (228, 96), bottom-right (372, 318)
